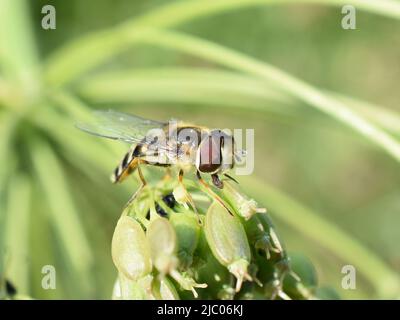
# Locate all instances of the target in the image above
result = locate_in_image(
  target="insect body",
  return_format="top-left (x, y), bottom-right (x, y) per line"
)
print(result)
top-left (108, 123), bottom-right (235, 187)
top-left (77, 110), bottom-right (241, 210)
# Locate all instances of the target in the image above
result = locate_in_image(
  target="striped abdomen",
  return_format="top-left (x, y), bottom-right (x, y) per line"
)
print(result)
top-left (111, 144), bottom-right (142, 183)
top-left (111, 142), bottom-right (170, 183)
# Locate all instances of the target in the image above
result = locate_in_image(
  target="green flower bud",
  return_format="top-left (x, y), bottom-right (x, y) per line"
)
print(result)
top-left (147, 217), bottom-right (206, 298)
top-left (194, 237), bottom-right (234, 299)
top-left (244, 214), bottom-right (281, 259)
top-left (283, 253), bottom-right (318, 299)
top-left (109, 175), bottom-right (322, 300)
top-left (169, 270), bottom-right (207, 298)
top-left (146, 217), bottom-right (178, 274)
top-left (111, 216), bottom-right (152, 281)
top-left (255, 212), bottom-right (284, 256)
top-left (169, 211), bottom-right (200, 269)
top-left (255, 213), bottom-right (296, 294)
top-left (152, 277), bottom-right (180, 300)
top-left (223, 182), bottom-right (266, 220)
top-left (114, 273), bottom-right (156, 300)
top-left (205, 202), bottom-right (252, 292)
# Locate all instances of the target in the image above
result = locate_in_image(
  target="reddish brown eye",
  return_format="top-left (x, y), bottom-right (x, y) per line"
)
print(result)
top-left (198, 133), bottom-right (222, 173)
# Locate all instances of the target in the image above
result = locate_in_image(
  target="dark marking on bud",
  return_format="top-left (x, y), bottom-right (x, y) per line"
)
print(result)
top-left (162, 193), bottom-right (176, 208)
top-left (146, 203), bottom-right (168, 219)
top-left (155, 203), bottom-right (168, 217)
top-left (145, 193), bottom-right (175, 219)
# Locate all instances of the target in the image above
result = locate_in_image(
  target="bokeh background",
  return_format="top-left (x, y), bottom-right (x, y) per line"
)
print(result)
top-left (0, 0), bottom-right (399, 299)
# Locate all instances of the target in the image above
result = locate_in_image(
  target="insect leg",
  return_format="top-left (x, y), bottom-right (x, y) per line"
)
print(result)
top-left (196, 171), bottom-right (234, 216)
top-left (178, 169), bottom-right (198, 214)
top-left (211, 174), bottom-right (224, 189)
top-left (123, 161), bottom-right (147, 211)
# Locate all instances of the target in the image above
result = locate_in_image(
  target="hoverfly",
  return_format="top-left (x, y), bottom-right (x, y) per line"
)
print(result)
top-left (77, 110), bottom-right (243, 211)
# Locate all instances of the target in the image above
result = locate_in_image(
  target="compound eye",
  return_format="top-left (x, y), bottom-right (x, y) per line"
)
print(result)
top-left (198, 134), bottom-right (221, 173)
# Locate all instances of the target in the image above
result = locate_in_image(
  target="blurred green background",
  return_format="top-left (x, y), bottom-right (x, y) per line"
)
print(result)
top-left (0, 0), bottom-right (399, 299)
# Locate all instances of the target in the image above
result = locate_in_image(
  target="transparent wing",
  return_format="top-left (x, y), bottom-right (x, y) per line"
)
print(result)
top-left (75, 110), bottom-right (167, 144)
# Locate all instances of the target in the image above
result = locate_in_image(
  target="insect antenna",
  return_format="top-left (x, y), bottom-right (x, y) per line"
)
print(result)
top-left (123, 164), bottom-right (147, 212)
top-left (223, 173), bottom-right (239, 184)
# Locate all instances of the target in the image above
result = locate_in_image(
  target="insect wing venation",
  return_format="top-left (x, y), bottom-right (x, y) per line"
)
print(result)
top-left (76, 110), bottom-right (167, 145)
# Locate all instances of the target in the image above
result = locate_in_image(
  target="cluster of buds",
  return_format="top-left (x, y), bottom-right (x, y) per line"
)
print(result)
top-left (110, 178), bottom-right (322, 300)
